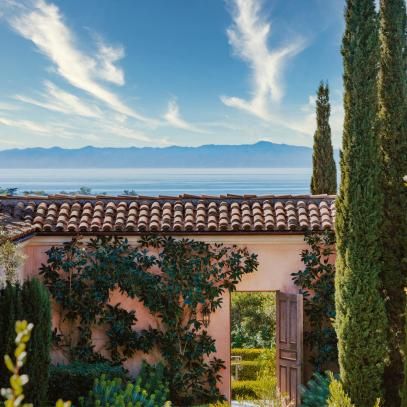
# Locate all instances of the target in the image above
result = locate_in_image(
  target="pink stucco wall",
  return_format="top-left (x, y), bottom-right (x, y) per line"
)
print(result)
top-left (21, 235), bottom-right (307, 400)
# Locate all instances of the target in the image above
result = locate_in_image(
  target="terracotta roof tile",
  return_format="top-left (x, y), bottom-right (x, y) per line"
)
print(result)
top-left (0, 194), bottom-right (336, 237)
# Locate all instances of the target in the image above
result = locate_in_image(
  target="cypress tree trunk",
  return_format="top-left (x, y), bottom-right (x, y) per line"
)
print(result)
top-left (377, 1), bottom-right (407, 405)
top-left (310, 82), bottom-right (337, 195)
top-left (335, 1), bottom-right (388, 406)
top-left (21, 278), bottom-right (51, 407)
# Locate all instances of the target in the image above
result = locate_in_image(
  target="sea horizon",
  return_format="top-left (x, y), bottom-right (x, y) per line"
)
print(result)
top-left (0, 167), bottom-right (314, 196)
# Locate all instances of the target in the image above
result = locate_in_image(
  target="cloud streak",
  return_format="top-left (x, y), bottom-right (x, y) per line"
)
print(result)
top-left (15, 81), bottom-right (102, 118)
top-left (4, 0), bottom-right (152, 123)
top-left (164, 99), bottom-right (207, 133)
top-left (221, 0), bottom-right (304, 120)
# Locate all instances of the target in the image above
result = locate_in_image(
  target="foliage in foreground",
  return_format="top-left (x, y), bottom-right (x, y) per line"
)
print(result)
top-left (292, 231), bottom-right (337, 372)
top-left (78, 373), bottom-right (170, 407)
top-left (335, 0), bottom-right (387, 404)
top-left (0, 320), bottom-right (69, 407)
top-left (377, 0), bottom-right (407, 404)
top-left (310, 81), bottom-right (337, 195)
top-left (326, 373), bottom-right (380, 407)
top-left (41, 235), bottom-right (258, 405)
top-left (48, 362), bottom-right (127, 405)
top-left (300, 372), bottom-right (332, 407)
top-left (0, 280), bottom-right (51, 406)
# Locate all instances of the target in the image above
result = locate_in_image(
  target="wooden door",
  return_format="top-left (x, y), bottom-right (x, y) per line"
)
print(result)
top-left (276, 292), bottom-right (303, 406)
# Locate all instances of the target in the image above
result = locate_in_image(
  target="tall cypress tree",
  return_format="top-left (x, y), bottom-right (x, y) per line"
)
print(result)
top-left (310, 82), bottom-right (337, 195)
top-left (335, 1), bottom-right (388, 406)
top-left (377, 1), bottom-right (407, 405)
top-left (21, 278), bottom-right (51, 407)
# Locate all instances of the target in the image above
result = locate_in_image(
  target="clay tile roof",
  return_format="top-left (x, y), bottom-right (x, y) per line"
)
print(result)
top-left (0, 194), bottom-right (335, 238)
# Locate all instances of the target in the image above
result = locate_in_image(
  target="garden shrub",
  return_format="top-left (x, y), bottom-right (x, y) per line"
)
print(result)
top-left (78, 374), bottom-right (171, 407)
top-left (48, 361), bottom-right (127, 404)
top-left (291, 231), bottom-right (337, 372)
top-left (231, 292), bottom-right (276, 348)
top-left (231, 380), bottom-right (262, 399)
top-left (231, 348), bottom-right (265, 361)
top-left (234, 360), bottom-right (261, 380)
top-left (0, 279), bottom-right (51, 406)
top-left (325, 373), bottom-right (377, 407)
top-left (300, 372), bottom-right (332, 407)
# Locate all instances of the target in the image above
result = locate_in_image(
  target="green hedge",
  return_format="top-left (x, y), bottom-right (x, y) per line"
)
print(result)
top-left (231, 348), bottom-right (266, 361)
top-left (48, 361), bottom-right (127, 404)
top-left (232, 360), bottom-right (261, 381)
top-left (232, 380), bottom-right (262, 399)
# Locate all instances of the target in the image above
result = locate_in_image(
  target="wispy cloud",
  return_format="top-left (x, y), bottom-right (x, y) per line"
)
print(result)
top-left (0, 116), bottom-right (54, 135)
top-left (3, 0), bottom-right (153, 123)
top-left (15, 81), bottom-right (102, 118)
top-left (164, 99), bottom-right (207, 133)
top-left (95, 38), bottom-right (125, 85)
top-left (0, 102), bottom-right (20, 111)
top-left (221, 0), bottom-right (305, 120)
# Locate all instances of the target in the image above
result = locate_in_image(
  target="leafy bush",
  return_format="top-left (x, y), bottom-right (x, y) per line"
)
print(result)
top-left (231, 348), bottom-right (265, 361)
top-left (231, 292), bottom-right (275, 348)
top-left (291, 231), bottom-right (337, 372)
top-left (48, 361), bottom-right (127, 404)
top-left (234, 360), bottom-right (261, 380)
top-left (326, 377), bottom-right (353, 407)
top-left (78, 374), bottom-right (171, 407)
top-left (300, 372), bottom-right (331, 407)
top-left (135, 362), bottom-right (169, 398)
top-left (326, 373), bottom-right (381, 407)
top-left (231, 380), bottom-right (262, 399)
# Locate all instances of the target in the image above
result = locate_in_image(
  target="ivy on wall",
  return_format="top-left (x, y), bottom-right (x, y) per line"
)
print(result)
top-left (291, 230), bottom-right (337, 372)
top-left (40, 235), bottom-right (258, 405)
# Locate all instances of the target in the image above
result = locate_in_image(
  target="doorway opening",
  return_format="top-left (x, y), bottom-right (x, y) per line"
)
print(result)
top-left (230, 291), bottom-right (277, 406)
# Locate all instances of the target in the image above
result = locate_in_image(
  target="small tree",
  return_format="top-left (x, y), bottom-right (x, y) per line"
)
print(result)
top-left (310, 82), bottom-right (337, 195)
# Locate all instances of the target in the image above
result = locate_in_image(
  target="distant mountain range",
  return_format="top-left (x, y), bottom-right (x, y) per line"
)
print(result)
top-left (0, 141), bottom-right (339, 168)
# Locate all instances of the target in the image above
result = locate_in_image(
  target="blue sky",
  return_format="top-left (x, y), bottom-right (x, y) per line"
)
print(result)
top-left (0, 0), bottom-right (346, 150)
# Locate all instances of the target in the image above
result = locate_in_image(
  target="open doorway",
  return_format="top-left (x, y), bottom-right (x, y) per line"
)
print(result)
top-left (231, 291), bottom-right (278, 406)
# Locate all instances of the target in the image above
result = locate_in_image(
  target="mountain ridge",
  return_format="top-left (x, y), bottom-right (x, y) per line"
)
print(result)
top-left (0, 141), bottom-right (339, 168)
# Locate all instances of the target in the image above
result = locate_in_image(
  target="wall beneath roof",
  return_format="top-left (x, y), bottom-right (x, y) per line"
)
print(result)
top-left (21, 234), bottom-right (308, 400)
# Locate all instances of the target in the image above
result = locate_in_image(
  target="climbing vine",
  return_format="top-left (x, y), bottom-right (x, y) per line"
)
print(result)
top-left (40, 235), bottom-right (258, 405)
top-left (291, 230), bottom-right (337, 372)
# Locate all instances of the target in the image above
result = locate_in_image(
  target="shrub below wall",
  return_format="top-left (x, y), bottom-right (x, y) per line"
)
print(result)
top-left (231, 348), bottom-right (266, 361)
top-left (232, 380), bottom-right (262, 399)
top-left (234, 360), bottom-right (261, 381)
top-left (48, 361), bottom-right (127, 404)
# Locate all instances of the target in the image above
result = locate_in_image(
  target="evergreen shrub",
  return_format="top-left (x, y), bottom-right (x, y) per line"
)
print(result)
top-left (300, 372), bottom-right (332, 407)
top-left (231, 348), bottom-right (265, 361)
top-left (234, 361), bottom-right (261, 381)
top-left (48, 361), bottom-right (127, 404)
top-left (231, 380), bottom-right (262, 399)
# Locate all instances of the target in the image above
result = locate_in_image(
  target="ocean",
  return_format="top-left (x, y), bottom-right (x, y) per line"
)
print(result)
top-left (0, 168), bottom-right (312, 196)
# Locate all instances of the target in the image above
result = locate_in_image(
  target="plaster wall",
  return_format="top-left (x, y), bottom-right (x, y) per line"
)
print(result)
top-left (21, 234), bottom-right (307, 400)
